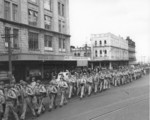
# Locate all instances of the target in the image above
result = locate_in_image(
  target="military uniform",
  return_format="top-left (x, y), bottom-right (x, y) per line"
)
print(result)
top-left (59, 78), bottom-right (68, 106)
top-left (20, 81), bottom-right (36, 120)
top-left (47, 80), bottom-right (58, 111)
top-left (2, 84), bottom-right (19, 120)
top-left (79, 74), bottom-right (86, 99)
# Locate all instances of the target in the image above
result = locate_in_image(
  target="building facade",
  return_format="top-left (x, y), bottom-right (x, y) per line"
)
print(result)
top-left (90, 33), bottom-right (129, 69)
top-left (126, 36), bottom-right (136, 64)
top-left (71, 44), bottom-right (91, 57)
top-left (0, 0), bottom-right (71, 81)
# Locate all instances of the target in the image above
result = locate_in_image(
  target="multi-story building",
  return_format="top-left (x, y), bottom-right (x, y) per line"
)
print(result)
top-left (71, 44), bottom-right (91, 57)
top-left (0, 0), bottom-right (71, 81)
top-left (90, 33), bottom-right (129, 69)
top-left (126, 36), bottom-right (136, 64)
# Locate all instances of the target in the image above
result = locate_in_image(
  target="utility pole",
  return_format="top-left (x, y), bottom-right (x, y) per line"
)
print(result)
top-left (1, 32), bottom-right (17, 81)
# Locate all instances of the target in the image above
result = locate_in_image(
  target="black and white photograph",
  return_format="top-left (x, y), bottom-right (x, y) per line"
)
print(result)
top-left (0, 0), bottom-right (149, 120)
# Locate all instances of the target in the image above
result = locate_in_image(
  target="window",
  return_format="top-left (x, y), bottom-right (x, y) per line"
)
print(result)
top-left (29, 0), bottom-right (37, 3)
top-left (44, 15), bottom-right (52, 30)
top-left (13, 29), bottom-right (19, 48)
top-left (5, 27), bottom-right (11, 47)
top-left (78, 53), bottom-right (80, 56)
top-left (58, 2), bottom-right (61, 15)
top-left (104, 40), bottom-right (107, 45)
top-left (99, 41), bottom-right (102, 46)
top-left (59, 38), bottom-right (61, 49)
top-left (84, 53), bottom-right (86, 57)
top-left (95, 50), bottom-right (97, 57)
top-left (104, 50), bottom-right (107, 56)
top-left (58, 20), bottom-right (61, 32)
top-left (44, 0), bottom-right (52, 11)
top-left (74, 53), bottom-right (76, 56)
top-left (4, 1), bottom-right (10, 20)
top-left (28, 9), bottom-right (38, 26)
top-left (100, 50), bottom-right (102, 56)
top-left (28, 32), bottom-right (38, 50)
top-left (95, 41), bottom-right (97, 46)
top-left (62, 4), bottom-right (65, 16)
top-left (62, 21), bottom-right (65, 33)
top-left (44, 35), bottom-right (52, 48)
top-left (12, 4), bottom-right (18, 21)
top-left (63, 39), bottom-right (65, 49)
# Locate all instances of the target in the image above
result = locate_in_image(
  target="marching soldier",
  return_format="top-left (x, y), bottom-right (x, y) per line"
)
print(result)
top-left (0, 81), bottom-right (5, 120)
top-left (20, 81), bottom-right (36, 120)
top-left (2, 83), bottom-right (19, 120)
top-left (86, 73), bottom-right (93, 96)
top-left (59, 76), bottom-right (68, 107)
top-left (47, 78), bottom-right (58, 111)
top-left (79, 73), bottom-right (87, 99)
top-left (93, 72), bottom-right (99, 94)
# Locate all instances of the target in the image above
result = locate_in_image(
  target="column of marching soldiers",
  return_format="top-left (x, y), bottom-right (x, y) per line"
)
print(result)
top-left (0, 66), bottom-right (148, 120)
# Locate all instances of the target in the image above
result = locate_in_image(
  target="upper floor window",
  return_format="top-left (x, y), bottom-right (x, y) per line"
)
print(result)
top-left (4, 1), bottom-right (10, 20)
top-left (58, 20), bottom-right (61, 32)
top-left (28, 32), bottom-right (38, 50)
top-left (44, 15), bottom-right (52, 30)
top-left (28, 9), bottom-right (38, 26)
top-left (95, 50), bottom-right (97, 57)
top-left (4, 27), bottom-right (11, 47)
top-left (59, 38), bottom-right (61, 49)
top-left (58, 2), bottom-right (61, 15)
top-left (44, 0), bottom-right (52, 11)
top-left (104, 40), bottom-right (107, 45)
top-left (44, 35), bottom-right (52, 47)
top-left (95, 41), bottom-right (97, 46)
top-left (62, 4), bottom-right (65, 16)
top-left (78, 53), bottom-right (80, 56)
top-left (29, 0), bottom-right (37, 3)
top-left (58, 2), bottom-right (65, 17)
top-left (13, 29), bottom-right (19, 48)
top-left (12, 4), bottom-right (18, 22)
top-left (74, 53), bottom-right (76, 56)
top-left (63, 39), bottom-right (65, 49)
top-left (104, 50), bottom-right (107, 56)
top-left (100, 50), bottom-right (102, 56)
top-left (99, 41), bottom-right (102, 46)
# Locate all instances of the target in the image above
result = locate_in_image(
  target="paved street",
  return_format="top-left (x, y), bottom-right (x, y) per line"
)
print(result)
top-left (33, 74), bottom-right (149, 120)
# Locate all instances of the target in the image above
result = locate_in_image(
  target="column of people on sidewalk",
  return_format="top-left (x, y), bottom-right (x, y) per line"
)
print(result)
top-left (0, 65), bottom-right (149, 120)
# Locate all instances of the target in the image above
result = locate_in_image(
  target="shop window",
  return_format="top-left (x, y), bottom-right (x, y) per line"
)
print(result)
top-left (28, 9), bottom-right (38, 26)
top-left (28, 32), bottom-right (38, 50)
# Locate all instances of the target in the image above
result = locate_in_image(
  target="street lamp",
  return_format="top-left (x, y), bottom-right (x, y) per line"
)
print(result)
top-left (1, 33), bottom-right (17, 81)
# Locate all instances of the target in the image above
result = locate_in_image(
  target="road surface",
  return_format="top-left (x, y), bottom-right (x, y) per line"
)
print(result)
top-left (32, 74), bottom-right (150, 120)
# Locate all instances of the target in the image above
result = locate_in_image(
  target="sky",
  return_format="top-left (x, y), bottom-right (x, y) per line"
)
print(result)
top-left (69, 0), bottom-right (150, 62)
